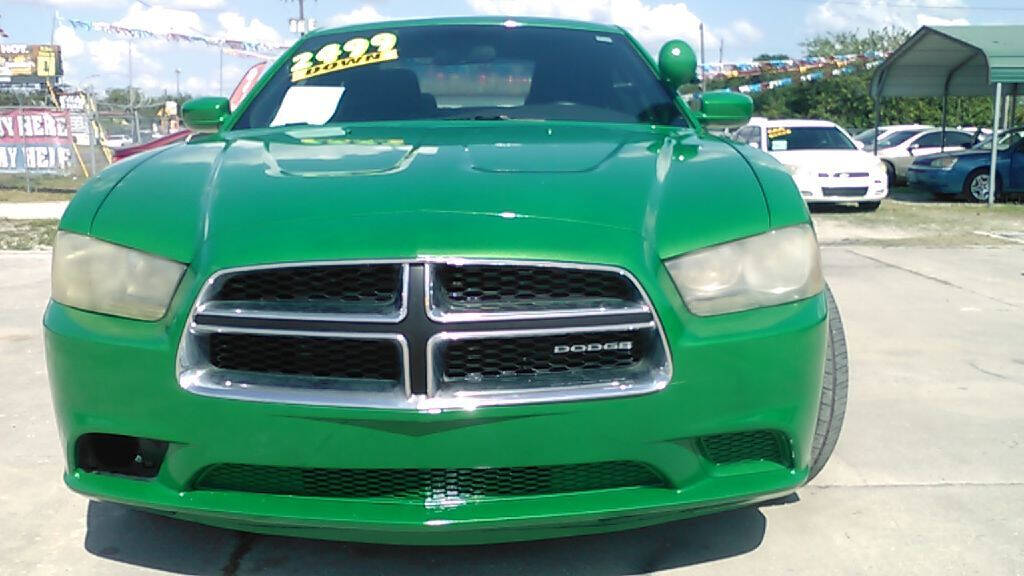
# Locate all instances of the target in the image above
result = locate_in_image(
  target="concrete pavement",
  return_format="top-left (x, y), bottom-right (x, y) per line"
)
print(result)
top-left (1, 246), bottom-right (1021, 575)
top-left (0, 202), bottom-right (68, 220)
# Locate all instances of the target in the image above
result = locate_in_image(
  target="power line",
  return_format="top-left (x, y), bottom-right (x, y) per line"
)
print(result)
top-left (773, 0), bottom-right (1024, 11)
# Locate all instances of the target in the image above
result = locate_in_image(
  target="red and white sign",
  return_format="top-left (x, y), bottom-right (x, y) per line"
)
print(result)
top-left (0, 107), bottom-right (74, 173)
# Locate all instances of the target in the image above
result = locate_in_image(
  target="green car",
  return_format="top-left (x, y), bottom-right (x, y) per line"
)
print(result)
top-left (44, 17), bottom-right (848, 545)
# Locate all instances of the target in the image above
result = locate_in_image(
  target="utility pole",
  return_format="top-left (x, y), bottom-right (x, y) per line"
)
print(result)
top-left (287, 0), bottom-right (316, 35)
top-left (699, 23), bottom-right (707, 92)
top-left (219, 47), bottom-right (224, 96)
top-left (719, 38), bottom-right (724, 71)
top-left (128, 38), bottom-right (139, 143)
top-left (174, 68), bottom-right (181, 99)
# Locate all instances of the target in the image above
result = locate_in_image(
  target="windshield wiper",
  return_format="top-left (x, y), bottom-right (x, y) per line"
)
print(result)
top-left (443, 114), bottom-right (513, 121)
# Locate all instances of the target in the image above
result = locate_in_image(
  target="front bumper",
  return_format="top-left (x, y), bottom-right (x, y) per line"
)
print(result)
top-left (907, 166), bottom-right (962, 195)
top-left (45, 269), bottom-right (827, 544)
top-left (792, 172), bottom-right (888, 204)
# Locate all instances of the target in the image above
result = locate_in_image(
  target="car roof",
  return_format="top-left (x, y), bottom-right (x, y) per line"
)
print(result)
top-left (878, 124), bottom-right (932, 131)
top-left (307, 16), bottom-right (625, 39)
top-left (748, 118), bottom-right (840, 128)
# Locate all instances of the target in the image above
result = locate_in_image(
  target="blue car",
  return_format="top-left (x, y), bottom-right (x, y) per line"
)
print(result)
top-left (907, 127), bottom-right (1024, 202)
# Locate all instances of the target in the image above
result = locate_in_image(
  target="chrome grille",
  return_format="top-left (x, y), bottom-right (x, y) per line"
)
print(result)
top-left (431, 263), bottom-right (644, 317)
top-left (178, 260), bottom-right (671, 410)
top-left (193, 461), bottom-right (666, 500)
top-left (208, 333), bottom-right (400, 381)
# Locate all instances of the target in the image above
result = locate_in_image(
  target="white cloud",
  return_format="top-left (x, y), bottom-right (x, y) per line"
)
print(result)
top-left (329, 6), bottom-right (390, 27)
top-left (468, 0), bottom-right (711, 49)
top-left (216, 12), bottom-right (285, 45)
top-left (917, 14), bottom-right (969, 26)
top-left (728, 20), bottom-right (763, 43)
top-left (54, 25), bottom-right (85, 59)
top-left (807, 0), bottom-right (968, 33)
top-left (149, 0), bottom-right (226, 8)
top-left (86, 37), bottom-right (161, 76)
top-left (114, 2), bottom-right (206, 35)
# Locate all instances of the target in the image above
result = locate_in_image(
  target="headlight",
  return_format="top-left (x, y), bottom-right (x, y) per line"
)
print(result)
top-left (783, 163), bottom-right (803, 176)
top-left (664, 224), bottom-right (823, 316)
top-left (930, 157), bottom-right (958, 170)
top-left (52, 231), bottom-right (186, 321)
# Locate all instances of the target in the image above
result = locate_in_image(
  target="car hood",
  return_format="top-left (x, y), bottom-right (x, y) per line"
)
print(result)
top-left (85, 123), bottom-right (770, 264)
top-left (913, 147), bottom-right (991, 164)
top-left (771, 149), bottom-right (881, 173)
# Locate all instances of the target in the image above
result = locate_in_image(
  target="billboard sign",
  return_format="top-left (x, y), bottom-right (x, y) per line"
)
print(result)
top-left (0, 108), bottom-right (75, 173)
top-left (0, 44), bottom-right (63, 84)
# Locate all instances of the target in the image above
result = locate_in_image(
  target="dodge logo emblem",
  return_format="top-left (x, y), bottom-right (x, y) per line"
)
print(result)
top-left (553, 341), bottom-right (633, 354)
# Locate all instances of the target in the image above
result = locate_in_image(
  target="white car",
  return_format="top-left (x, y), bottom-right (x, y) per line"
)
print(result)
top-left (853, 124), bottom-right (931, 150)
top-left (733, 118), bottom-right (888, 210)
top-left (875, 128), bottom-right (977, 184)
top-left (102, 135), bottom-right (134, 149)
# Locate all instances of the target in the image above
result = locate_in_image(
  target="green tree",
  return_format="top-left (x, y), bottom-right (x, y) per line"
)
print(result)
top-left (753, 53), bottom-right (790, 62)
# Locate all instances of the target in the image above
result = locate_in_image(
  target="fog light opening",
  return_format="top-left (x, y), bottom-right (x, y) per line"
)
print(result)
top-left (75, 433), bottom-right (168, 478)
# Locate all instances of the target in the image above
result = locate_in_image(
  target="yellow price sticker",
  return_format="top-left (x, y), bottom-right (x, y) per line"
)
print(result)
top-left (767, 127), bottom-right (792, 139)
top-left (290, 32), bottom-right (399, 82)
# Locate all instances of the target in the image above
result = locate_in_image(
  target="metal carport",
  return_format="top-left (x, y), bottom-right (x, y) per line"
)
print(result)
top-left (870, 25), bottom-right (1024, 204)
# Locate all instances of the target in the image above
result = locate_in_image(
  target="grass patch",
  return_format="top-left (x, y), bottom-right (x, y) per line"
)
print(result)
top-left (0, 219), bottom-right (59, 250)
top-left (811, 189), bottom-right (1024, 247)
top-left (0, 173), bottom-right (83, 194)
top-left (0, 189), bottom-right (76, 202)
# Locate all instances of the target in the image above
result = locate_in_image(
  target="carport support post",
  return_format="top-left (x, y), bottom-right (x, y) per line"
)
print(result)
top-left (989, 83), bottom-right (1002, 206)
top-left (940, 92), bottom-right (948, 151)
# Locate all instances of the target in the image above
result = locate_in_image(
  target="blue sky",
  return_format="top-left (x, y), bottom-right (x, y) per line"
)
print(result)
top-left (3, 0), bottom-right (1023, 96)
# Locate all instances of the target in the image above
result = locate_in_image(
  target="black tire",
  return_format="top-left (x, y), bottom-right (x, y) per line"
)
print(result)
top-left (859, 201), bottom-right (881, 211)
top-left (961, 168), bottom-right (999, 203)
top-left (882, 160), bottom-right (896, 186)
top-left (807, 286), bottom-right (849, 482)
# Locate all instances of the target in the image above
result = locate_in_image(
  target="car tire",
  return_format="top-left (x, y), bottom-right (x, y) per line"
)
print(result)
top-left (859, 201), bottom-right (881, 211)
top-left (882, 160), bottom-right (896, 186)
top-left (807, 285), bottom-right (849, 483)
top-left (961, 168), bottom-right (999, 203)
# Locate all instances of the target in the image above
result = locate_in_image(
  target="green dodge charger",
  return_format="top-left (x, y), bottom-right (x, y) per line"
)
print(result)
top-left (44, 17), bottom-right (848, 545)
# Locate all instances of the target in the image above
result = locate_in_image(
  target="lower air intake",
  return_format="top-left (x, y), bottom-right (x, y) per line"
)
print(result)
top-left (699, 431), bottom-right (791, 466)
top-left (193, 461), bottom-right (666, 500)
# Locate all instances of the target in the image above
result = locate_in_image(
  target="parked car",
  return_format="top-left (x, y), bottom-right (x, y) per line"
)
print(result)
top-left (907, 127), bottom-right (1024, 202)
top-left (101, 134), bottom-right (133, 149)
top-left (735, 118), bottom-right (888, 210)
top-left (876, 128), bottom-right (977, 184)
top-left (852, 124), bottom-right (931, 149)
top-left (45, 18), bottom-right (848, 545)
top-left (112, 130), bottom-right (191, 162)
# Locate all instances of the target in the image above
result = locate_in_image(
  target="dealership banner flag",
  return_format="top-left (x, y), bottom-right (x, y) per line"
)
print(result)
top-left (0, 108), bottom-right (75, 174)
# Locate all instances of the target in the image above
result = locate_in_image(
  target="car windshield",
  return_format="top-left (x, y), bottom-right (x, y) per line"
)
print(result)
top-left (876, 130), bottom-right (922, 149)
top-left (852, 129), bottom-right (878, 144)
top-left (767, 126), bottom-right (856, 151)
top-left (973, 128), bottom-right (1024, 151)
top-left (233, 25), bottom-right (687, 129)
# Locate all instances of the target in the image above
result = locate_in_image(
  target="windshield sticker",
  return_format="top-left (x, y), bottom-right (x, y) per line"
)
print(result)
top-left (270, 86), bottom-right (345, 127)
top-left (770, 140), bottom-right (789, 151)
top-left (290, 32), bottom-right (399, 82)
top-left (767, 127), bottom-right (792, 139)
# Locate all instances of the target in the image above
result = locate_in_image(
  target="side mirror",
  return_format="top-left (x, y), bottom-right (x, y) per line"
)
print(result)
top-left (658, 40), bottom-right (697, 87)
top-left (182, 97), bottom-right (230, 132)
top-left (854, 140), bottom-right (866, 150)
top-left (692, 91), bottom-right (753, 129)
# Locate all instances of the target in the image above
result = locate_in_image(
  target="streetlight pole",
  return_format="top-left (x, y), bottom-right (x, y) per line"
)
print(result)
top-left (175, 68), bottom-right (181, 99)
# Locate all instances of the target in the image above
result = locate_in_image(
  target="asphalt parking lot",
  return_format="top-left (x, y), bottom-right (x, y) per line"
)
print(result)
top-left (1, 244), bottom-right (1022, 575)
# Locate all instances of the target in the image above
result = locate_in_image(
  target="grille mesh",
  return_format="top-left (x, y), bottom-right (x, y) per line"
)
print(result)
top-left (442, 330), bottom-right (645, 380)
top-left (193, 461), bottom-right (665, 500)
top-left (699, 431), bottom-right (789, 465)
top-left (208, 333), bottom-right (399, 381)
top-left (437, 265), bottom-right (640, 312)
top-left (212, 264), bottom-right (401, 305)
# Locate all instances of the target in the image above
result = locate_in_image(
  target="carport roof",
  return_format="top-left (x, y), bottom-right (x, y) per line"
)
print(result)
top-left (871, 25), bottom-right (1024, 99)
